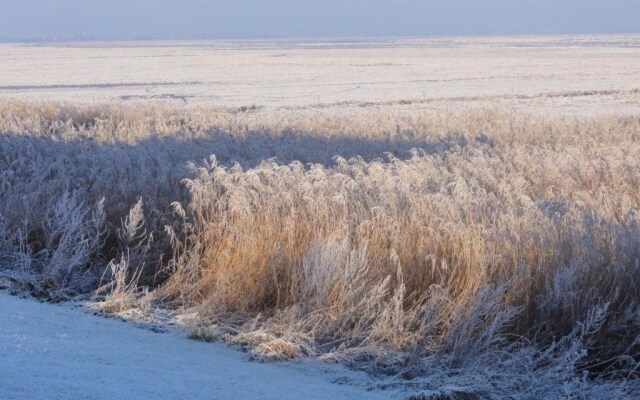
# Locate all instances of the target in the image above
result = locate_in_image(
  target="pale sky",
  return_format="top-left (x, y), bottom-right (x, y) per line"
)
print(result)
top-left (1, 0), bottom-right (639, 40)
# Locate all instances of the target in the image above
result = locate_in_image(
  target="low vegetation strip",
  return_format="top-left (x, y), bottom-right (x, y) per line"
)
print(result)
top-left (1, 101), bottom-right (639, 398)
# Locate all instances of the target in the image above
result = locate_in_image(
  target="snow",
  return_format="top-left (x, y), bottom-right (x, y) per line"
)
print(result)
top-left (1, 35), bottom-right (639, 115)
top-left (0, 292), bottom-right (395, 400)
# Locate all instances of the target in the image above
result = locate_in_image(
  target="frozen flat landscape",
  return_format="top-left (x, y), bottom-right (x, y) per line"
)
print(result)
top-left (2, 34), bottom-right (640, 399)
top-left (1, 35), bottom-right (639, 115)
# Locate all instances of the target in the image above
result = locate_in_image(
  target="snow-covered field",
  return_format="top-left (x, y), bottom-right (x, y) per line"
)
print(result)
top-left (0, 292), bottom-right (394, 400)
top-left (1, 35), bottom-right (639, 115)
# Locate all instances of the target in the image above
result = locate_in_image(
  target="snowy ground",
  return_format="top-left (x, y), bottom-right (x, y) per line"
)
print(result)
top-left (1, 35), bottom-right (639, 115)
top-left (0, 292), bottom-right (396, 400)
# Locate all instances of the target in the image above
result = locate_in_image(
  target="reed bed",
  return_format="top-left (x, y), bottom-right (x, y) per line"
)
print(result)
top-left (1, 100), bottom-right (639, 398)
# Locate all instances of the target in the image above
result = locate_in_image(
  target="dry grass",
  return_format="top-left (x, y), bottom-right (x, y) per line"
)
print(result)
top-left (1, 100), bottom-right (639, 397)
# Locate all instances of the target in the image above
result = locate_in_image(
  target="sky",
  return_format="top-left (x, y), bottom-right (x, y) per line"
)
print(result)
top-left (0, 0), bottom-right (639, 40)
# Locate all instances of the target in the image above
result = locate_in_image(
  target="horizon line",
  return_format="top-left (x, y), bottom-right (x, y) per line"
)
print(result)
top-left (2, 30), bottom-right (640, 45)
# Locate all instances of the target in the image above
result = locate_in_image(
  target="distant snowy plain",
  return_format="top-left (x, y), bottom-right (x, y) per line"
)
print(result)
top-left (1, 35), bottom-right (639, 115)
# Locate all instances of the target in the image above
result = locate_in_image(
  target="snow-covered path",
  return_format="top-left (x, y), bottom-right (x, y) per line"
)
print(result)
top-left (0, 293), bottom-right (394, 400)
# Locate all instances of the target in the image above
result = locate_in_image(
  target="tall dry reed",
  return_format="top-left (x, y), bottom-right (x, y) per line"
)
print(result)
top-left (1, 100), bottom-right (639, 397)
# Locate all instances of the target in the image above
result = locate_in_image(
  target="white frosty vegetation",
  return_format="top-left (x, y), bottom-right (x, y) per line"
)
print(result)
top-left (0, 101), bottom-right (639, 398)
